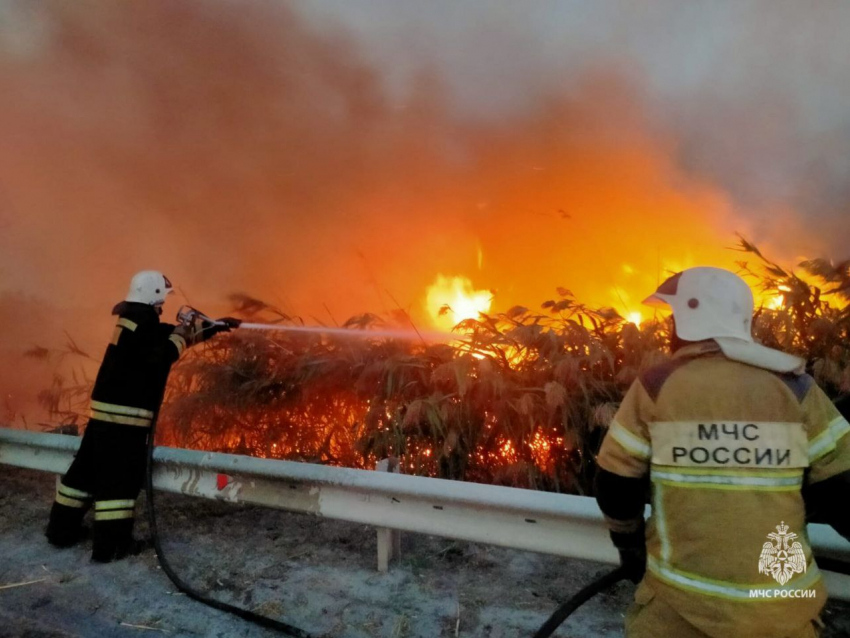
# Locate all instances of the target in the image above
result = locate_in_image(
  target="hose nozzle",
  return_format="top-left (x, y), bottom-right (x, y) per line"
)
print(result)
top-left (176, 305), bottom-right (224, 328)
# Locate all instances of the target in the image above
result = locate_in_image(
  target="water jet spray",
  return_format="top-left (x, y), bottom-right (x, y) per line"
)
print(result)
top-left (177, 306), bottom-right (463, 343)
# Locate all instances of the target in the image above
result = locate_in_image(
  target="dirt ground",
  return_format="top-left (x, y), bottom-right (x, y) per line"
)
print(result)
top-left (1, 467), bottom-right (848, 638)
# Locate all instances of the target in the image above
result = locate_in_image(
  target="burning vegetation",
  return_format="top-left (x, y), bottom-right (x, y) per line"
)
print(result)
top-left (134, 242), bottom-right (850, 494)
top-left (17, 241), bottom-right (850, 495)
top-left (156, 289), bottom-right (662, 495)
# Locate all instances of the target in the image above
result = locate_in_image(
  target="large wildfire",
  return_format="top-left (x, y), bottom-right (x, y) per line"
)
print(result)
top-left (1, 2), bottom-right (849, 489)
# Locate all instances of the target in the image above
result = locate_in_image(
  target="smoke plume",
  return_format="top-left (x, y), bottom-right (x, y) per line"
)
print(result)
top-left (1, 1), bottom-right (848, 423)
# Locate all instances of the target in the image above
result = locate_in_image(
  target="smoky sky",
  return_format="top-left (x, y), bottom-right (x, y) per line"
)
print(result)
top-left (303, 0), bottom-right (850, 249)
top-left (2, 1), bottom-right (848, 303)
top-left (0, 0), bottom-right (848, 395)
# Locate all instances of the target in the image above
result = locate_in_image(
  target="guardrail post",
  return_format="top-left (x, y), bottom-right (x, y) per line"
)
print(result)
top-left (375, 457), bottom-right (401, 573)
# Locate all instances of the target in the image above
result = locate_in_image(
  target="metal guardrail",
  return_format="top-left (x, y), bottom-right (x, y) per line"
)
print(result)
top-left (2, 427), bottom-right (849, 600)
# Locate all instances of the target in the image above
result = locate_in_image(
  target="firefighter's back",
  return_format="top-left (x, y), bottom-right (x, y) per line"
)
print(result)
top-left (637, 351), bottom-right (841, 638)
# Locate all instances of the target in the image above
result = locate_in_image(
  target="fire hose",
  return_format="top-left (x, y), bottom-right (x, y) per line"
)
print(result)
top-left (143, 307), bottom-right (314, 636)
top-left (139, 307), bottom-right (463, 636)
top-left (145, 413), bottom-right (314, 637)
top-left (533, 566), bottom-right (629, 638)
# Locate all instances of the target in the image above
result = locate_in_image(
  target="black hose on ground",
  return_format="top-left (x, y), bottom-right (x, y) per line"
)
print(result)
top-left (533, 566), bottom-right (629, 638)
top-left (144, 416), bottom-right (313, 638)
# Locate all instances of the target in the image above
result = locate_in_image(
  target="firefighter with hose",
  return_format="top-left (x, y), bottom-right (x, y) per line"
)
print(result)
top-left (45, 271), bottom-right (240, 562)
top-left (596, 267), bottom-right (850, 637)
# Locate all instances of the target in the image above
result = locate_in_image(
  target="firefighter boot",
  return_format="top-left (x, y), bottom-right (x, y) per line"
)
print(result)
top-left (46, 502), bottom-right (89, 548)
top-left (91, 518), bottom-right (136, 563)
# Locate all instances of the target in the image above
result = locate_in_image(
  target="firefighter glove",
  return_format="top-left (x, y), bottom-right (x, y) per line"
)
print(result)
top-left (173, 317), bottom-right (216, 346)
top-left (611, 525), bottom-right (647, 584)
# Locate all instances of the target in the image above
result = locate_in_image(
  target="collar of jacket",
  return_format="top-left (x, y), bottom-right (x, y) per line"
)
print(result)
top-left (672, 340), bottom-right (722, 360)
top-left (673, 338), bottom-right (805, 374)
top-left (111, 301), bottom-right (160, 324)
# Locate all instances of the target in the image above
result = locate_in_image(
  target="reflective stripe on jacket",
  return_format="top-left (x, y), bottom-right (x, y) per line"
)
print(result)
top-left (89, 302), bottom-right (184, 422)
top-left (597, 343), bottom-right (850, 638)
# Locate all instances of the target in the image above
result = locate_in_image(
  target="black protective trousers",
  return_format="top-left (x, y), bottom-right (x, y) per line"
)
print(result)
top-left (46, 420), bottom-right (149, 561)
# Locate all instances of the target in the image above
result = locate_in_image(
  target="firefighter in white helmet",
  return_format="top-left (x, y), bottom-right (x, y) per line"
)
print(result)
top-left (596, 267), bottom-right (850, 638)
top-left (125, 270), bottom-right (175, 312)
top-left (46, 271), bottom-right (240, 562)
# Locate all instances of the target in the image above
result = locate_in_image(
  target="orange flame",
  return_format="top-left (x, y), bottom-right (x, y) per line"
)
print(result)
top-left (627, 311), bottom-right (643, 326)
top-left (426, 275), bottom-right (493, 331)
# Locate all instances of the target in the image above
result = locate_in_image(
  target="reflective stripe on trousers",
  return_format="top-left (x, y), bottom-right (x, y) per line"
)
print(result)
top-left (94, 499), bottom-right (136, 521)
top-left (647, 556), bottom-right (822, 601)
top-left (89, 400), bottom-right (154, 427)
top-left (54, 481), bottom-right (93, 509)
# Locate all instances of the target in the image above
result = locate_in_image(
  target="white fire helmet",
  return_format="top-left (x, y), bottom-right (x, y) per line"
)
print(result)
top-left (125, 271), bottom-right (174, 308)
top-left (644, 267), bottom-right (804, 374)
